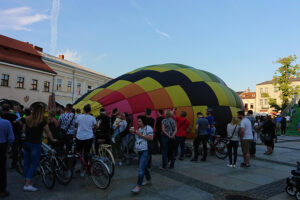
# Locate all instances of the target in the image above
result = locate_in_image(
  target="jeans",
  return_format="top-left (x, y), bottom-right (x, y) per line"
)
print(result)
top-left (137, 150), bottom-right (151, 186)
top-left (193, 135), bottom-right (208, 160)
top-left (161, 135), bottom-right (176, 168)
top-left (175, 136), bottom-right (186, 158)
top-left (23, 142), bottom-right (42, 181)
top-left (0, 143), bottom-right (7, 192)
top-left (228, 140), bottom-right (239, 165)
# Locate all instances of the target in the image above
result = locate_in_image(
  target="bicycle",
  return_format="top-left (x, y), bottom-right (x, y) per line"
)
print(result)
top-left (90, 140), bottom-right (115, 178)
top-left (68, 139), bottom-right (111, 189)
top-left (213, 135), bottom-right (230, 159)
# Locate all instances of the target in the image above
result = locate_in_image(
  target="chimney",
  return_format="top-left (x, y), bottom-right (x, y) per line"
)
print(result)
top-left (58, 54), bottom-right (64, 59)
top-left (33, 46), bottom-right (43, 52)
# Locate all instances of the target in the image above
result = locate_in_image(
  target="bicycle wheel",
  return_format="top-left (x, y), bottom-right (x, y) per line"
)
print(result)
top-left (54, 156), bottom-right (73, 185)
top-left (215, 139), bottom-right (228, 159)
top-left (90, 159), bottom-right (111, 190)
top-left (40, 159), bottom-right (56, 189)
top-left (99, 145), bottom-right (115, 177)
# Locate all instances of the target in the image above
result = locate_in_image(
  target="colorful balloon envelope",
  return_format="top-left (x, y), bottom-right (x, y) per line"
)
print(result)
top-left (74, 63), bottom-right (243, 137)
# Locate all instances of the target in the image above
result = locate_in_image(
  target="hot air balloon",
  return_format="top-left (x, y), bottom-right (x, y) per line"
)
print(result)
top-left (73, 63), bottom-right (243, 137)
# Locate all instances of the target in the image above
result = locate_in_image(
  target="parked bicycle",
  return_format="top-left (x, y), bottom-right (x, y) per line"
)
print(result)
top-left (68, 138), bottom-right (111, 189)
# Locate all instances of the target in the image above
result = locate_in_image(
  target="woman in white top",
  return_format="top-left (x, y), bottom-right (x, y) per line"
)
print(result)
top-left (130, 115), bottom-right (153, 194)
top-left (226, 117), bottom-right (240, 168)
top-left (75, 104), bottom-right (98, 167)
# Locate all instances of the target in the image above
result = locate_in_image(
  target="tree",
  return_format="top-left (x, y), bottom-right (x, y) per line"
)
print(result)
top-left (273, 55), bottom-right (300, 110)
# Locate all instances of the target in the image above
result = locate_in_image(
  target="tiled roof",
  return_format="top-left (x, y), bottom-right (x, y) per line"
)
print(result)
top-left (0, 35), bottom-right (56, 74)
top-left (257, 77), bottom-right (300, 85)
top-left (240, 92), bottom-right (256, 99)
top-left (40, 52), bottom-right (112, 79)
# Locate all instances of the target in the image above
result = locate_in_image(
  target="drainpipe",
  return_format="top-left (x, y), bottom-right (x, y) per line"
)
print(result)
top-left (72, 68), bottom-right (75, 103)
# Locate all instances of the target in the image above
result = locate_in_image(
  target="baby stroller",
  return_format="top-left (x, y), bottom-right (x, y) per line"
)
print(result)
top-left (122, 133), bottom-right (137, 165)
top-left (286, 161), bottom-right (300, 199)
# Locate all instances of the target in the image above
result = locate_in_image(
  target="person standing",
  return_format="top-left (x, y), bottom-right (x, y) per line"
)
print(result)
top-left (226, 117), bottom-right (240, 168)
top-left (191, 112), bottom-right (209, 162)
top-left (155, 109), bottom-right (164, 153)
top-left (0, 107), bottom-right (15, 198)
top-left (262, 116), bottom-right (276, 155)
top-left (237, 111), bottom-right (253, 168)
top-left (206, 110), bottom-right (215, 155)
top-left (161, 110), bottom-right (177, 169)
top-left (75, 104), bottom-right (98, 176)
top-left (144, 108), bottom-right (155, 168)
top-left (175, 111), bottom-right (191, 160)
top-left (246, 110), bottom-right (256, 158)
top-left (95, 108), bottom-right (111, 151)
top-left (23, 104), bottom-right (56, 191)
top-left (58, 104), bottom-right (76, 152)
top-left (131, 115), bottom-right (153, 194)
top-left (281, 116), bottom-right (287, 136)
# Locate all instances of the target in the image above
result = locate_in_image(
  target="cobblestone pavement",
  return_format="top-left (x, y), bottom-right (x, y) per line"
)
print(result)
top-left (4, 136), bottom-right (299, 200)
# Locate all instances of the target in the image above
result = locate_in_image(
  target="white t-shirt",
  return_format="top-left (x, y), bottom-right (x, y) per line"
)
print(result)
top-left (135, 125), bottom-right (153, 152)
top-left (75, 114), bottom-right (96, 140)
top-left (240, 117), bottom-right (253, 140)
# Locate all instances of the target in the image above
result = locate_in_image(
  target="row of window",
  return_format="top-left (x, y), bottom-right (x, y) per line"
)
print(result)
top-left (1, 74), bottom-right (50, 92)
top-left (259, 87), bottom-right (277, 94)
top-left (259, 99), bottom-right (270, 106)
top-left (55, 79), bottom-right (93, 94)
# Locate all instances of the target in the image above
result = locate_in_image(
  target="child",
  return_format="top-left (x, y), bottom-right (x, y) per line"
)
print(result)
top-left (112, 112), bottom-right (122, 143)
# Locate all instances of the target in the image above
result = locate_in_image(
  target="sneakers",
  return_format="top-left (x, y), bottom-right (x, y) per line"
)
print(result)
top-left (232, 164), bottom-right (236, 168)
top-left (142, 180), bottom-right (152, 186)
top-left (227, 164), bottom-right (233, 168)
top-left (80, 170), bottom-right (85, 177)
top-left (131, 187), bottom-right (140, 194)
top-left (23, 185), bottom-right (38, 192)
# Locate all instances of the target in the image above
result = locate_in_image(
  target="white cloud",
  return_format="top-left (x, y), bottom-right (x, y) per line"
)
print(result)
top-left (50, 0), bottom-right (60, 54)
top-left (62, 49), bottom-right (82, 63)
top-left (144, 17), bottom-right (170, 39)
top-left (0, 6), bottom-right (49, 31)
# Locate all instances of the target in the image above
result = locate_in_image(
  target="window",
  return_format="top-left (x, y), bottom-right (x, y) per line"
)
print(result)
top-left (1, 74), bottom-right (9, 86)
top-left (250, 104), bottom-right (254, 109)
top-left (44, 81), bottom-right (50, 92)
top-left (260, 99), bottom-right (263, 106)
top-left (77, 83), bottom-right (81, 95)
top-left (16, 77), bottom-right (24, 88)
top-left (264, 99), bottom-right (268, 106)
top-left (56, 79), bottom-right (62, 91)
top-left (67, 81), bottom-right (72, 93)
top-left (31, 79), bottom-right (38, 90)
top-left (260, 88), bottom-right (263, 94)
top-left (265, 87), bottom-right (268, 94)
top-left (88, 85), bottom-right (92, 92)
top-left (245, 103), bottom-right (248, 109)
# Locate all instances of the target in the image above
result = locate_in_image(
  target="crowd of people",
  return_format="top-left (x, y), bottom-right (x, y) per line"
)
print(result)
top-left (0, 102), bottom-right (292, 196)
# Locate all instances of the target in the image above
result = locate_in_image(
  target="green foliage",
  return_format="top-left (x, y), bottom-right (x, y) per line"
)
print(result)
top-left (273, 55), bottom-right (300, 109)
top-left (261, 92), bottom-right (270, 98)
top-left (268, 98), bottom-right (281, 111)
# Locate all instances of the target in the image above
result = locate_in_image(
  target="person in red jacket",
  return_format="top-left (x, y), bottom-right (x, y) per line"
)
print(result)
top-left (175, 111), bottom-right (191, 160)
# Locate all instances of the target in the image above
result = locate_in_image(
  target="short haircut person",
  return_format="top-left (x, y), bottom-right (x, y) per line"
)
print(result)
top-left (145, 108), bottom-right (152, 116)
top-left (197, 112), bottom-right (203, 116)
top-left (66, 104), bottom-right (73, 111)
top-left (180, 111), bottom-right (187, 117)
top-left (137, 115), bottom-right (147, 126)
top-left (84, 104), bottom-right (91, 113)
top-left (237, 111), bottom-right (245, 116)
top-left (2, 104), bottom-right (10, 112)
top-left (247, 110), bottom-right (253, 115)
top-left (158, 109), bottom-right (163, 115)
top-left (165, 109), bottom-right (172, 118)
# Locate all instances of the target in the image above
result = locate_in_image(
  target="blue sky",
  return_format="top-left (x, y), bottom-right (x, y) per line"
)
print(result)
top-left (1, 0), bottom-right (300, 91)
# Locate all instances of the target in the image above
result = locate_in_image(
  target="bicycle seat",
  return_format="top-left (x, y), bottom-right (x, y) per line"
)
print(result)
top-left (101, 144), bottom-right (111, 148)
